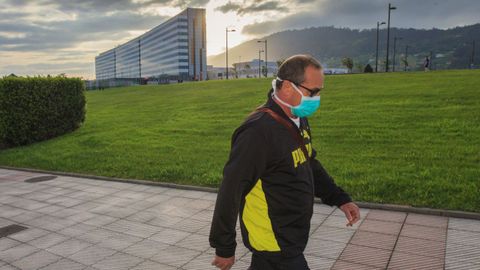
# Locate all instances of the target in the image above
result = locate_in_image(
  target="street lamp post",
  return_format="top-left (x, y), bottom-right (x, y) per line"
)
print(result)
top-left (257, 40), bottom-right (268, 77)
top-left (385, 3), bottom-right (397, 72)
top-left (393, 36), bottom-right (402, 72)
top-left (376, 21), bottom-right (386, 72)
top-left (225, 27), bottom-right (236, 80)
top-left (258, 49), bottom-right (264, 78)
top-left (404, 45), bottom-right (409, 72)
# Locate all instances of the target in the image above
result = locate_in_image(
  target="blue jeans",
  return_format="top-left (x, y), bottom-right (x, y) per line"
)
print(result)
top-left (248, 253), bottom-right (310, 270)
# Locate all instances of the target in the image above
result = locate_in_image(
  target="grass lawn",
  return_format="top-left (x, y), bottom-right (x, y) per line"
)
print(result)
top-left (0, 70), bottom-right (479, 212)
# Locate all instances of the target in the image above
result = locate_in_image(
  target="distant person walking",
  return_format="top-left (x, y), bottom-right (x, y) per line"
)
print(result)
top-left (209, 55), bottom-right (360, 270)
top-left (424, 56), bottom-right (431, 71)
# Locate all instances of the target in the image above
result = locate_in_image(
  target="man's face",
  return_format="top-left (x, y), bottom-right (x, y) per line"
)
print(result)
top-left (287, 66), bottom-right (324, 107)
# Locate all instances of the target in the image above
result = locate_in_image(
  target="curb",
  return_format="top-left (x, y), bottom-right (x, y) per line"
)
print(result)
top-left (353, 202), bottom-right (480, 220)
top-left (1, 165), bottom-right (479, 220)
top-left (0, 165), bottom-right (218, 194)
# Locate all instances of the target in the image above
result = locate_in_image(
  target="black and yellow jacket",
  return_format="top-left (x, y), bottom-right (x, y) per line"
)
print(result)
top-left (209, 89), bottom-right (352, 259)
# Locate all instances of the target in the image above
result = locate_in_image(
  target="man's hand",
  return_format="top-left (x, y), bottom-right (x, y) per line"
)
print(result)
top-left (339, 202), bottom-right (360, 227)
top-left (211, 255), bottom-right (235, 270)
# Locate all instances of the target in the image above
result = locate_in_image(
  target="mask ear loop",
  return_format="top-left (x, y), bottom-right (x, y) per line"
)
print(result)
top-left (272, 77), bottom-right (283, 92)
top-left (272, 77), bottom-right (295, 109)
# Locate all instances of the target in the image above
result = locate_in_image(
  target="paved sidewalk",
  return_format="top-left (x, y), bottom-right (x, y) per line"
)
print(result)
top-left (0, 168), bottom-right (479, 270)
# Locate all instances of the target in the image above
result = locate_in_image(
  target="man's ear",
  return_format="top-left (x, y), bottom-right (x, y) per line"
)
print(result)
top-left (281, 80), bottom-right (294, 99)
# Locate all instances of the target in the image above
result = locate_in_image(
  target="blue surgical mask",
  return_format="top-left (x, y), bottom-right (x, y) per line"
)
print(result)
top-left (271, 78), bottom-right (321, 117)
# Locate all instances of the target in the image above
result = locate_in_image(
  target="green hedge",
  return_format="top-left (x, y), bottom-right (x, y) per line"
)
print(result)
top-left (0, 76), bottom-right (86, 149)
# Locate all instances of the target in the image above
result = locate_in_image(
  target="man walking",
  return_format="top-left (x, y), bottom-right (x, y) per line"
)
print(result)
top-left (209, 55), bottom-right (360, 270)
top-left (424, 56), bottom-right (430, 71)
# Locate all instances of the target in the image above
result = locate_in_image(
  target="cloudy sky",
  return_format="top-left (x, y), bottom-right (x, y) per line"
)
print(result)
top-left (0, 0), bottom-right (479, 79)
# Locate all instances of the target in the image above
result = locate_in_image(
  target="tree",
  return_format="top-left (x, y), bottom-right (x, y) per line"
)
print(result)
top-left (364, 64), bottom-right (373, 73)
top-left (341, 57), bottom-right (353, 73)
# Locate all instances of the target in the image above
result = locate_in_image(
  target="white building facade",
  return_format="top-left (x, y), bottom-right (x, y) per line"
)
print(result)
top-left (95, 8), bottom-right (206, 84)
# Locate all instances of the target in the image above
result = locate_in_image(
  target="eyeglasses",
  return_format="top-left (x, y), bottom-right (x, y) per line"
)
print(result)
top-left (294, 83), bottom-right (322, 97)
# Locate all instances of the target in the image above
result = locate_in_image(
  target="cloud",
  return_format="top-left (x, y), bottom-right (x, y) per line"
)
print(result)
top-left (39, 0), bottom-right (142, 12)
top-left (238, 1), bottom-right (287, 15)
top-left (241, 0), bottom-right (480, 36)
top-left (0, 10), bottom-right (30, 21)
top-left (0, 0), bottom-right (213, 53)
top-left (176, 0), bottom-right (210, 8)
top-left (6, 0), bottom-right (208, 12)
top-left (215, 1), bottom-right (241, 13)
top-left (216, 0), bottom-right (288, 15)
top-left (0, 11), bottom-right (168, 52)
top-left (0, 0), bottom-right (208, 78)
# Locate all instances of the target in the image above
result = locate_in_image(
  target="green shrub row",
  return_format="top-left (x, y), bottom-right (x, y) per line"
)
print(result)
top-left (0, 76), bottom-right (86, 149)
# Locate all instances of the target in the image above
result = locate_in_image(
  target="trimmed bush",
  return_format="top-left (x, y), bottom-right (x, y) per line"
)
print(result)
top-left (0, 76), bottom-right (86, 149)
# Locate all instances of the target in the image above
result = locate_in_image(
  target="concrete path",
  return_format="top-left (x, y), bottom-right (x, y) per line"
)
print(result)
top-left (0, 168), bottom-right (479, 270)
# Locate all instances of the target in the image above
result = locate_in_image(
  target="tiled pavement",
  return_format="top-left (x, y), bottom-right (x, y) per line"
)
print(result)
top-left (0, 168), bottom-right (479, 270)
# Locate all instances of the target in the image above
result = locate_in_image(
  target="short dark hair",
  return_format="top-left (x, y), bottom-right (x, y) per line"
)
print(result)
top-left (276, 54), bottom-right (322, 90)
